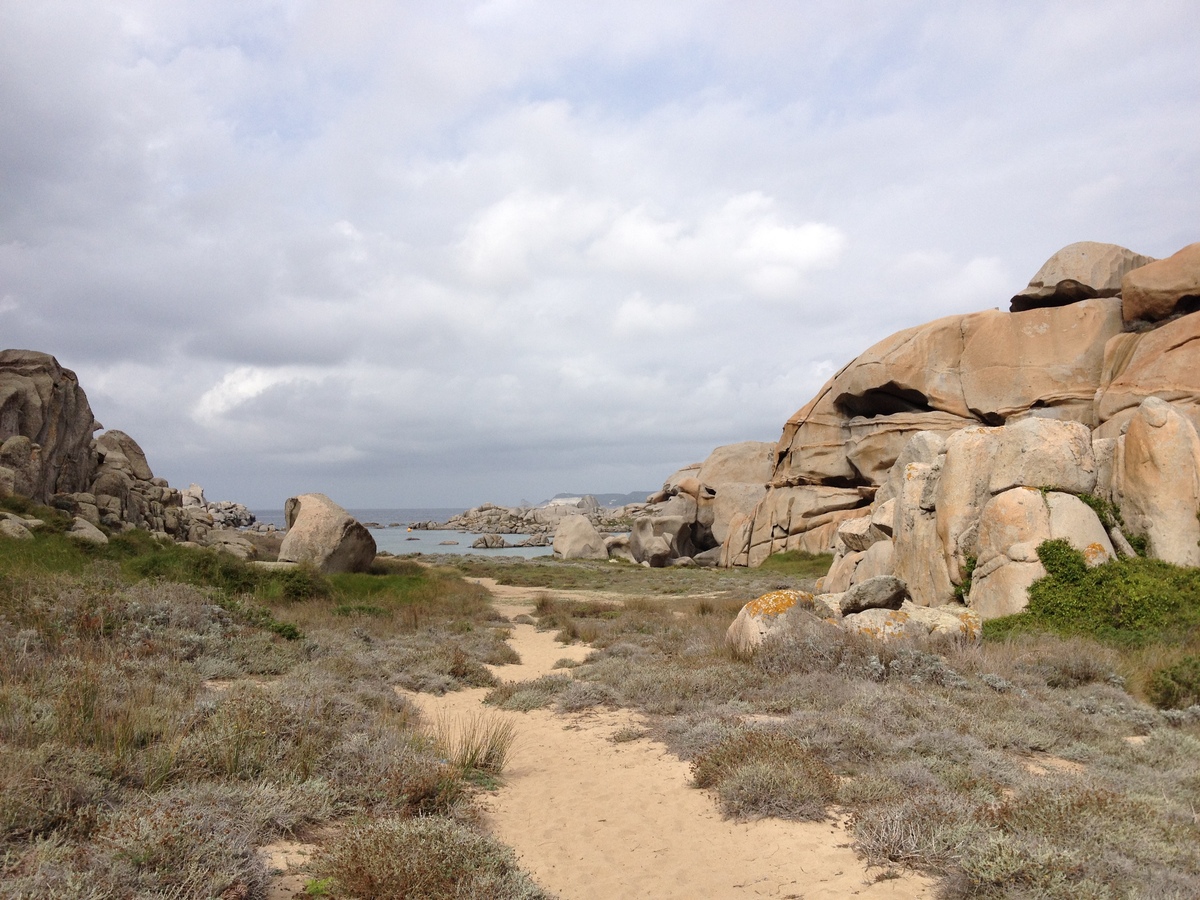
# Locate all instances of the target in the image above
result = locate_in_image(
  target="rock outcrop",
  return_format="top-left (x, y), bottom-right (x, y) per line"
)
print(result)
top-left (278, 493), bottom-right (376, 573)
top-left (552, 515), bottom-right (608, 559)
top-left (710, 239), bottom-right (1200, 622)
top-left (0, 350), bottom-right (99, 501)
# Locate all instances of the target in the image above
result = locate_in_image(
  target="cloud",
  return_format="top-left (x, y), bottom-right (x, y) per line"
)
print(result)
top-left (0, 1), bottom-right (1197, 508)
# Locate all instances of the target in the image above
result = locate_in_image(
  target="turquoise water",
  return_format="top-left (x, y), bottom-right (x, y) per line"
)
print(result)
top-left (250, 507), bottom-right (553, 558)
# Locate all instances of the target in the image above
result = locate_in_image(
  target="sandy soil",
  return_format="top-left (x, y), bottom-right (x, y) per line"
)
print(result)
top-left (260, 578), bottom-right (933, 898)
top-left (411, 578), bottom-right (934, 899)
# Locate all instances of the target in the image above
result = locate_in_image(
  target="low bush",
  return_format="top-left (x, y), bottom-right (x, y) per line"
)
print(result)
top-left (1148, 654), bottom-right (1200, 709)
top-left (985, 540), bottom-right (1200, 646)
top-left (319, 816), bottom-right (551, 900)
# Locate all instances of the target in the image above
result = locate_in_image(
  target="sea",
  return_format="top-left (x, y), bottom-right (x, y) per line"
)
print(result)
top-left (249, 507), bottom-right (554, 558)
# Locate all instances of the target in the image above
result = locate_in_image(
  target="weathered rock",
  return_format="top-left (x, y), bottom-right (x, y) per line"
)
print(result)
top-left (974, 487), bottom-right (1051, 571)
top-left (837, 515), bottom-right (877, 553)
top-left (0, 350), bottom-right (99, 502)
top-left (472, 534), bottom-right (509, 549)
top-left (851, 539), bottom-right (894, 584)
top-left (205, 528), bottom-right (257, 560)
top-left (1045, 492), bottom-right (1114, 566)
top-left (988, 417), bottom-right (1096, 496)
top-left (959, 299), bottom-right (1123, 426)
top-left (839, 575), bottom-right (910, 615)
top-left (1111, 397), bottom-right (1200, 566)
top-left (892, 461), bottom-right (955, 607)
top-left (935, 426), bottom-right (1000, 584)
top-left (824, 550), bottom-right (865, 593)
top-left (840, 599), bottom-right (980, 641)
top-left (278, 493), bottom-right (376, 573)
top-left (630, 516), bottom-right (694, 567)
top-left (1010, 241), bottom-right (1153, 312)
top-left (1096, 313), bottom-right (1200, 436)
top-left (0, 518), bottom-right (33, 540)
top-left (95, 430), bottom-right (154, 481)
top-left (553, 515), bottom-right (608, 560)
top-left (1121, 242), bottom-right (1200, 323)
top-left (604, 534), bottom-right (636, 563)
top-left (67, 516), bottom-right (108, 545)
top-left (969, 556), bottom-right (1046, 620)
top-left (725, 589), bottom-right (814, 657)
top-left (697, 441), bottom-right (775, 486)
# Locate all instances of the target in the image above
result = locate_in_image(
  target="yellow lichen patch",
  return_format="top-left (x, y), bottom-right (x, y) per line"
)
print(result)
top-left (745, 589), bottom-right (812, 619)
top-left (1083, 541), bottom-right (1109, 565)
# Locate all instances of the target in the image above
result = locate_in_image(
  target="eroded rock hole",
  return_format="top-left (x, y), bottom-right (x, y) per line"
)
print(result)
top-left (835, 383), bottom-right (936, 419)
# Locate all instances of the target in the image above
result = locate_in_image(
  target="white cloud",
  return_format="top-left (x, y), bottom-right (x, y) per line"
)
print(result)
top-left (0, 1), bottom-right (1197, 507)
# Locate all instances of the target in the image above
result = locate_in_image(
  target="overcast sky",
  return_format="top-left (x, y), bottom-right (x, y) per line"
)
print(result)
top-left (2, 2), bottom-right (1198, 509)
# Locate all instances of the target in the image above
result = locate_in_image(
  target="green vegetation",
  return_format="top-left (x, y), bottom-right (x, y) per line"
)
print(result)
top-left (985, 540), bottom-right (1200, 647)
top-left (0, 523), bottom-right (541, 898)
top-left (757, 549), bottom-right (834, 578)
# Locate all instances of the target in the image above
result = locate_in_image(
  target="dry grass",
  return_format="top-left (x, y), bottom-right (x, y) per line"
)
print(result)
top-left (515, 585), bottom-right (1200, 897)
top-left (0, 530), bottom-right (544, 898)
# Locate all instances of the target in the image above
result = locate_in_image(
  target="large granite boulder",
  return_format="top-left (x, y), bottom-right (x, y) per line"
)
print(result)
top-left (1010, 241), bottom-right (1153, 312)
top-left (1111, 397), bottom-right (1200, 566)
top-left (1121, 242), bottom-right (1200, 324)
top-left (278, 493), bottom-right (376, 573)
top-left (0, 350), bottom-right (99, 502)
top-left (552, 515), bottom-right (607, 559)
top-left (1096, 313), bottom-right (1200, 437)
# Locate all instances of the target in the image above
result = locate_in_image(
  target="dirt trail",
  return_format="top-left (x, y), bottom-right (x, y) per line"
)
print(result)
top-left (413, 578), bottom-right (933, 900)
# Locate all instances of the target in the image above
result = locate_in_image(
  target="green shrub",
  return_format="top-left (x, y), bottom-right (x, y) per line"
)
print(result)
top-left (1147, 655), bottom-right (1200, 709)
top-left (984, 540), bottom-right (1200, 646)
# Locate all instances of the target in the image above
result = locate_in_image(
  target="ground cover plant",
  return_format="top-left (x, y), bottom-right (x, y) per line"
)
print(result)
top-left (0, 514), bottom-right (544, 899)
top-left (492, 554), bottom-right (1200, 898)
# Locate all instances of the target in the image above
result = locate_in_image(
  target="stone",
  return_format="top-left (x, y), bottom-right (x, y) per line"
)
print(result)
top-left (837, 515), bottom-right (877, 553)
top-left (892, 461), bottom-right (955, 607)
top-left (988, 417), bottom-right (1096, 496)
top-left (851, 539), bottom-right (894, 584)
top-left (630, 516), bottom-right (694, 567)
top-left (0, 350), bottom-right (98, 502)
top-left (1111, 397), bottom-right (1200, 566)
top-left (839, 575), bottom-right (910, 615)
top-left (472, 534), bottom-right (509, 549)
top-left (969, 558), bottom-right (1046, 620)
top-left (1010, 241), bottom-right (1153, 312)
top-left (604, 534), bottom-right (636, 563)
top-left (1121, 242), bottom-right (1200, 323)
top-left (708, 482), bottom-right (768, 545)
top-left (959, 299), bottom-right (1123, 426)
top-left (67, 516), bottom-right (108, 545)
top-left (0, 518), bottom-right (33, 540)
top-left (697, 441), bottom-right (774, 486)
top-left (824, 550), bottom-right (865, 593)
top-left (975, 487), bottom-right (1051, 571)
top-left (1045, 492), bottom-right (1114, 566)
top-left (553, 515), bottom-right (607, 560)
top-left (278, 493), bottom-right (377, 573)
top-left (725, 589), bottom-right (815, 657)
top-left (205, 528), bottom-right (256, 560)
top-left (1096, 313), bottom-right (1200, 435)
top-left (934, 426), bottom-right (1001, 583)
top-left (94, 430), bottom-right (154, 481)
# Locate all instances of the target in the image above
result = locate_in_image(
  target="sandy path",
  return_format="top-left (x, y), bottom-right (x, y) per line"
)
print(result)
top-left (413, 579), bottom-right (934, 900)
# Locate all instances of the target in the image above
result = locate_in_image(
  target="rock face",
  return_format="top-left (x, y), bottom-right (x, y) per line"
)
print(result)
top-left (552, 515), bottom-right (608, 559)
top-left (708, 238), bottom-right (1200, 622)
top-left (278, 493), bottom-right (376, 573)
top-left (0, 350), bottom-right (99, 501)
top-left (1121, 242), bottom-right (1200, 324)
top-left (1010, 241), bottom-right (1153, 312)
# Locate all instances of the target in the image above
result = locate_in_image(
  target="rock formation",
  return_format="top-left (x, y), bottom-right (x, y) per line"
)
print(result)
top-left (278, 493), bottom-right (376, 573)
top-left (716, 239), bottom-right (1200, 624)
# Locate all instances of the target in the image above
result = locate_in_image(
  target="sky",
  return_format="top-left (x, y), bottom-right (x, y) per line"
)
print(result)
top-left (2, 1), bottom-right (1198, 509)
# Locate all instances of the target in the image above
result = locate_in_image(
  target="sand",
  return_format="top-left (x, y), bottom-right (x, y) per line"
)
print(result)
top-left (409, 579), bottom-right (934, 899)
top-left (261, 578), bottom-right (933, 898)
